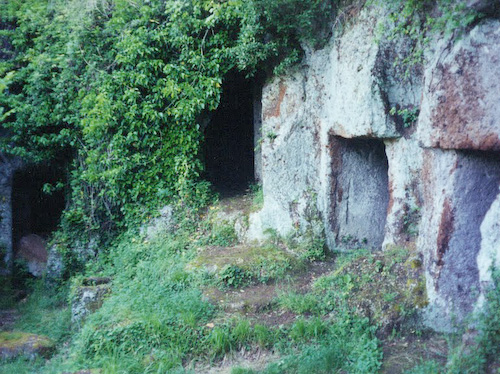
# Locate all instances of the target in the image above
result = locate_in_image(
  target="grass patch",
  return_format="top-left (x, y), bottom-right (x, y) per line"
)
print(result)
top-left (35, 222), bottom-right (382, 373)
top-left (231, 314), bottom-right (381, 374)
top-left (0, 356), bottom-right (46, 374)
top-left (11, 282), bottom-right (71, 346)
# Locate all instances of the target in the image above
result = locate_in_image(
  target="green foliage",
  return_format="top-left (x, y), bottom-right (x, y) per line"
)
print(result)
top-left (443, 267), bottom-right (500, 373)
top-left (277, 290), bottom-right (319, 315)
top-left (277, 247), bottom-right (427, 334)
top-left (249, 183), bottom-right (264, 211)
top-left (219, 264), bottom-right (248, 288)
top-left (406, 360), bottom-right (442, 374)
top-left (4, 214), bottom-right (385, 373)
top-left (0, 0), bottom-right (336, 258)
top-left (405, 267), bottom-right (500, 373)
top-left (0, 356), bottom-right (46, 374)
top-left (390, 105), bottom-right (420, 128)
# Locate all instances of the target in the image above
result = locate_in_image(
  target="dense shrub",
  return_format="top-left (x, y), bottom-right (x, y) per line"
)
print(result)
top-left (0, 0), bottom-right (335, 253)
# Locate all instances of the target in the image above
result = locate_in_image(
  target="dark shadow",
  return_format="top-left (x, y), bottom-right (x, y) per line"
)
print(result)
top-left (12, 165), bottom-right (65, 254)
top-left (203, 71), bottom-right (256, 197)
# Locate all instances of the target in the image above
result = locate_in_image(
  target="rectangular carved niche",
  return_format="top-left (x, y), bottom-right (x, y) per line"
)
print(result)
top-left (436, 150), bottom-right (500, 315)
top-left (329, 136), bottom-right (389, 250)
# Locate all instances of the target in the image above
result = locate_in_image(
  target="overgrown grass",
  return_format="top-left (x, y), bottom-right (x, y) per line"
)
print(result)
top-left (0, 356), bottom-right (46, 374)
top-left (9, 219), bottom-right (500, 373)
top-left (0, 280), bottom-right (70, 374)
top-left (14, 216), bottom-right (380, 373)
top-left (12, 282), bottom-right (71, 345)
top-left (278, 247), bottom-right (426, 333)
top-left (231, 314), bottom-right (381, 374)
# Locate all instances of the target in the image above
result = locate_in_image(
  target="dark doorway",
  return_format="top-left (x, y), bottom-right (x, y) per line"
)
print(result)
top-left (12, 166), bottom-right (66, 254)
top-left (204, 72), bottom-right (255, 196)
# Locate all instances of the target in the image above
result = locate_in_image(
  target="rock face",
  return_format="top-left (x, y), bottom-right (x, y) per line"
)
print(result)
top-left (248, 4), bottom-right (500, 330)
top-left (0, 156), bottom-right (17, 276)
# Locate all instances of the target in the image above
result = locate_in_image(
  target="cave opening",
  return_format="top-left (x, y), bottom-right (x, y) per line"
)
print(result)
top-left (12, 165), bottom-right (66, 256)
top-left (203, 71), bottom-right (259, 197)
top-left (330, 137), bottom-right (389, 250)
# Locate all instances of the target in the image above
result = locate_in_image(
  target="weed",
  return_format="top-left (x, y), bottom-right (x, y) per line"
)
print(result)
top-left (265, 131), bottom-right (278, 142)
top-left (406, 360), bottom-right (442, 374)
top-left (13, 281), bottom-right (71, 345)
top-left (232, 319), bottom-right (253, 348)
top-left (0, 356), bottom-right (45, 374)
top-left (253, 324), bottom-right (275, 349)
top-left (377, 0), bottom-right (483, 81)
top-left (190, 244), bottom-right (299, 288)
top-left (219, 265), bottom-right (249, 288)
top-left (390, 105), bottom-right (420, 128)
top-left (208, 222), bottom-right (239, 247)
top-left (209, 327), bottom-right (233, 357)
top-left (277, 290), bottom-right (318, 315)
top-left (241, 315), bottom-right (381, 374)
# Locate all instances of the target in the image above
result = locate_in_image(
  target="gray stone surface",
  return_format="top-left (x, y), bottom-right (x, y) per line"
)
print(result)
top-left (418, 150), bottom-right (500, 330)
top-left (248, 6), bottom-right (500, 330)
top-left (141, 205), bottom-right (175, 240)
top-left (71, 278), bottom-right (111, 326)
top-left (45, 244), bottom-right (66, 285)
top-left (477, 191), bottom-right (500, 306)
top-left (328, 137), bottom-right (389, 250)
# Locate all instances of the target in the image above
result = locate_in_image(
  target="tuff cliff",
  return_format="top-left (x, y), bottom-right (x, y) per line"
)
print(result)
top-left (248, 1), bottom-right (500, 330)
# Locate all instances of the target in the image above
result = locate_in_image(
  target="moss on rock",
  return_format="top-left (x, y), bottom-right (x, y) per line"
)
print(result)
top-left (188, 244), bottom-right (301, 287)
top-left (0, 331), bottom-right (55, 360)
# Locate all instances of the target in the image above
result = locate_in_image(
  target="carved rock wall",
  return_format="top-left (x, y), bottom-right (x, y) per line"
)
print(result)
top-left (249, 4), bottom-right (500, 330)
top-left (0, 157), bottom-right (16, 276)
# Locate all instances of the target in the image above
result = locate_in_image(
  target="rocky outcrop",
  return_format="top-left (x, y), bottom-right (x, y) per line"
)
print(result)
top-left (16, 234), bottom-right (48, 277)
top-left (249, 3), bottom-right (500, 330)
top-left (71, 277), bottom-right (111, 326)
top-left (0, 331), bottom-right (54, 360)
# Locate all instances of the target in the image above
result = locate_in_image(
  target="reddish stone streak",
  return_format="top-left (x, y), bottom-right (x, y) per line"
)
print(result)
top-left (387, 179), bottom-right (394, 216)
top-left (337, 186), bottom-right (344, 203)
top-left (328, 135), bottom-right (344, 230)
top-left (436, 198), bottom-right (454, 268)
top-left (430, 50), bottom-right (500, 151)
top-left (263, 83), bottom-right (287, 120)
